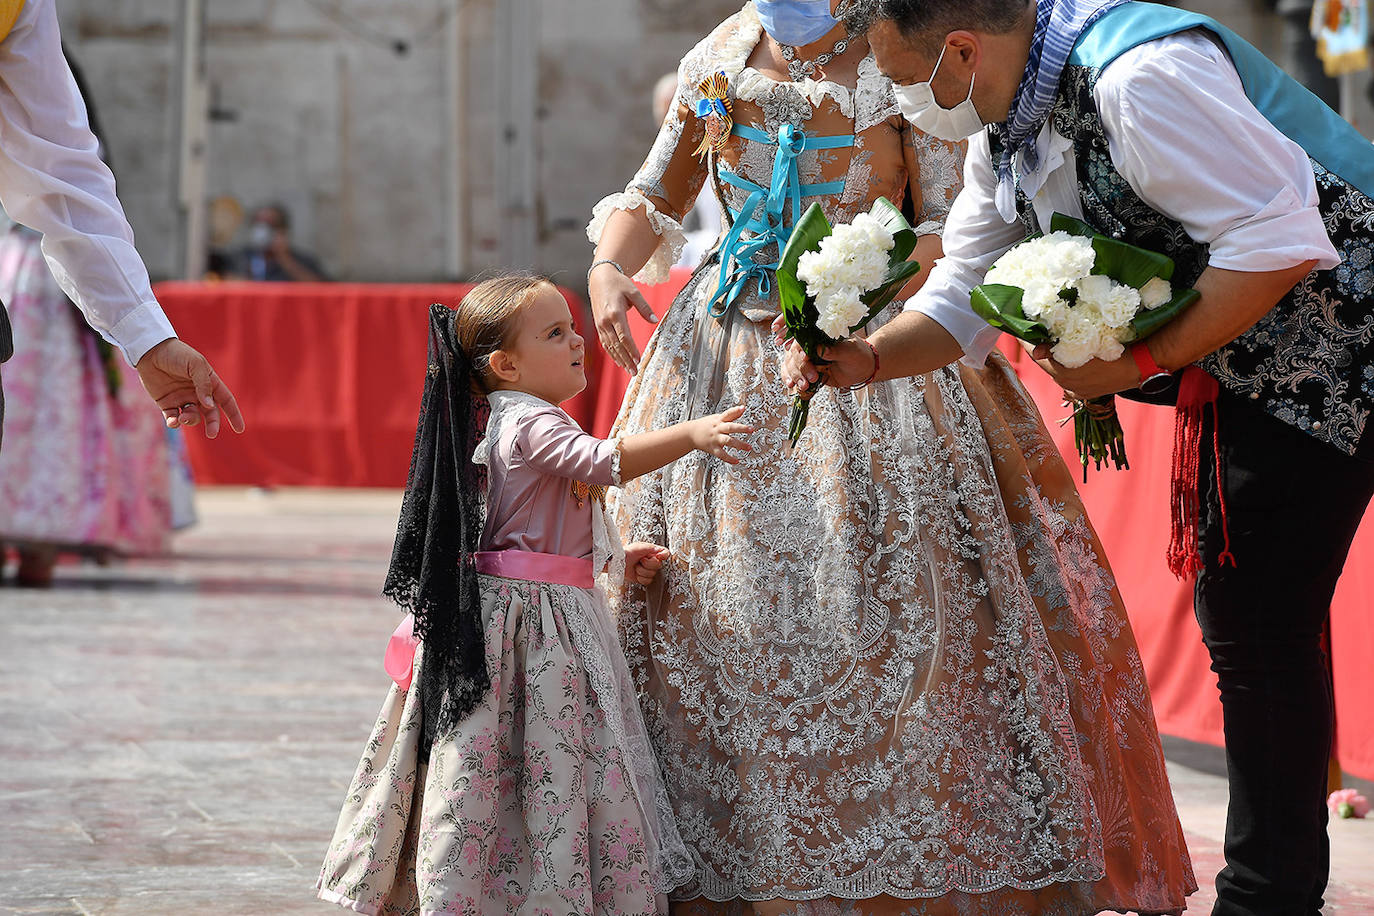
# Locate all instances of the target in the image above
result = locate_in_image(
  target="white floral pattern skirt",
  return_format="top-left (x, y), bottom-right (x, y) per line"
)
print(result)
top-left (317, 574), bottom-right (693, 916)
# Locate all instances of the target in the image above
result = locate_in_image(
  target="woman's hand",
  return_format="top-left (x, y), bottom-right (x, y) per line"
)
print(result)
top-left (689, 405), bottom-right (753, 464)
top-left (589, 262), bottom-right (658, 375)
top-left (623, 542), bottom-right (671, 585)
top-left (781, 338), bottom-right (875, 393)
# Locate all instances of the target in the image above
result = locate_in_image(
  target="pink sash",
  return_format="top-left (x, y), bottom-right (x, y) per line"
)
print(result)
top-left (474, 550), bottom-right (595, 589)
top-left (383, 551), bottom-right (594, 689)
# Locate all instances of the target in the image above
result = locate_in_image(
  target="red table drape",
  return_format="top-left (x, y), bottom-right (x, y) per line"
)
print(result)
top-left (155, 282), bottom-right (600, 488)
top-left (587, 270), bottom-right (1374, 781)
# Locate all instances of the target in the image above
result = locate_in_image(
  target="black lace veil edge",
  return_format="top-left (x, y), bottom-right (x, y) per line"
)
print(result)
top-left (382, 303), bottom-right (491, 756)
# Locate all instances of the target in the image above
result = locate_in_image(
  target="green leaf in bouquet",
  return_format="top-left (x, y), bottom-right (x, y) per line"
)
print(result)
top-left (1048, 211), bottom-right (1176, 286)
top-left (1128, 287), bottom-right (1201, 340)
top-left (1061, 220), bottom-right (1172, 289)
top-left (777, 202), bottom-right (834, 322)
top-left (969, 283), bottom-right (1054, 344)
top-left (1049, 212), bottom-right (1098, 239)
top-left (868, 196), bottom-right (912, 235)
top-left (858, 258), bottom-right (922, 310)
top-left (1090, 236), bottom-right (1174, 287)
top-left (890, 227), bottom-right (918, 264)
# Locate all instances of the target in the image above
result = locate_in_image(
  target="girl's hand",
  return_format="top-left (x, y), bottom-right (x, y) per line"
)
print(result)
top-left (589, 262), bottom-right (658, 375)
top-left (623, 542), bottom-right (671, 585)
top-left (690, 405), bottom-right (753, 464)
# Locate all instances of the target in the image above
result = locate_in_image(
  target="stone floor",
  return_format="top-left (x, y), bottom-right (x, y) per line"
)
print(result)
top-left (1, 487), bottom-right (1371, 916)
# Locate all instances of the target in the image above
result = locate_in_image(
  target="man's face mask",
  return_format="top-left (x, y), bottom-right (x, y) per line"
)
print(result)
top-left (892, 45), bottom-right (984, 141)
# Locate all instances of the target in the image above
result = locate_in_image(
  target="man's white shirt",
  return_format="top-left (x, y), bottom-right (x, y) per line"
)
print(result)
top-left (906, 29), bottom-right (1342, 366)
top-left (0, 0), bottom-right (174, 364)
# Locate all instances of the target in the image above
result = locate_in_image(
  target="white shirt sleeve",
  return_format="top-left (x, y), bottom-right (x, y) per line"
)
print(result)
top-left (1098, 30), bottom-right (1340, 273)
top-left (904, 130), bottom-right (1023, 366)
top-left (0, 0), bottom-right (175, 364)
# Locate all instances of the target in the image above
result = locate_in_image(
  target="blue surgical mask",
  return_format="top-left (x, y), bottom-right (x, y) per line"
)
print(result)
top-left (755, 0), bottom-right (841, 47)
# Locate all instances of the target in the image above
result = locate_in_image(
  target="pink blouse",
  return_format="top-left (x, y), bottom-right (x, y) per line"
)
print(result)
top-left (479, 391), bottom-right (621, 561)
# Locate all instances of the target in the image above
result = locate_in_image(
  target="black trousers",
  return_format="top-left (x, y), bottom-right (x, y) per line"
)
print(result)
top-left (1196, 393), bottom-right (1374, 915)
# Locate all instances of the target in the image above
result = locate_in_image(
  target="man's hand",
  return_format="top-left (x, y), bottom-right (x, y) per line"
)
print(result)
top-left (1029, 342), bottom-right (1143, 400)
top-left (780, 337), bottom-right (874, 393)
top-left (624, 542), bottom-right (670, 585)
top-left (136, 338), bottom-right (246, 438)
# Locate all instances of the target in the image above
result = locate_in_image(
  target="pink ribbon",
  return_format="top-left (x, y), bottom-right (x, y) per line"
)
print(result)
top-left (383, 613), bottom-right (419, 690)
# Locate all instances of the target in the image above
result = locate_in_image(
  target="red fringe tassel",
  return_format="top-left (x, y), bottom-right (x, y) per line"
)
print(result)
top-left (1167, 367), bottom-right (1237, 579)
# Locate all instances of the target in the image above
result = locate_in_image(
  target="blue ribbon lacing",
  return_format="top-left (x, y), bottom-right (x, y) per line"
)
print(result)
top-left (709, 123), bottom-right (854, 317)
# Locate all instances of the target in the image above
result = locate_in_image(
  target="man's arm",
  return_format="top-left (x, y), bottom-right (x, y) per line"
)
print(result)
top-left (0, 0), bottom-right (242, 435)
top-left (0, 0), bottom-right (172, 364)
top-left (1032, 30), bottom-right (1339, 398)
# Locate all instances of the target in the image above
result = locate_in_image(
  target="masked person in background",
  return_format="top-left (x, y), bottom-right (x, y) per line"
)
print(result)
top-left (235, 203), bottom-right (328, 283)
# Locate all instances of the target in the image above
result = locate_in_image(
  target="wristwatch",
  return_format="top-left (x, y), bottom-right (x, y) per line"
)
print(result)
top-left (1130, 341), bottom-right (1173, 395)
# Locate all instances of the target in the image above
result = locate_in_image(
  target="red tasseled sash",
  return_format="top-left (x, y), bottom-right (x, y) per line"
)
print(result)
top-left (1168, 367), bottom-right (1237, 578)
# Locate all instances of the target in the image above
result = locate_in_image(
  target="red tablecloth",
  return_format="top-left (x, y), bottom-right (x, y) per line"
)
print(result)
top-left (156, 282), bottom-right (601, 488)
top-left (588, 270), bottom-right (1374, 781)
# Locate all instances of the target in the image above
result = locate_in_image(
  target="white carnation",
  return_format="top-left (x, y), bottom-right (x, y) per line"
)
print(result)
top-left (1140, 276), bottom-right (1173, 310)
top-left (797, 213), bottom-right (897, 340)
top-left (1075, 274), bottom-right (1140, 328)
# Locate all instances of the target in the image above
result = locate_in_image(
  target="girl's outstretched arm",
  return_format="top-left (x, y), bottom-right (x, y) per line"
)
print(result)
top-left (618, 406), bottom-right (752, 482)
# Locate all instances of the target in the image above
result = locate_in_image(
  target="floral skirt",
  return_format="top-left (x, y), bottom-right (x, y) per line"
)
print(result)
top-left (317, 574), bottom-right (693, 916)
top-left (608, 270), bottom-right (1198, 914)
top-left (0, 227), bottom-right (175, 553)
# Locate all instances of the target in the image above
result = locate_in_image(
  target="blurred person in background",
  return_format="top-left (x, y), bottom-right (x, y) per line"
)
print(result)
top-left (0, 0), bottom-right (244, 451)
top-left (0, 48), bottom-right (195, 587)
top-left (233, 203), bottom-right (328, 282)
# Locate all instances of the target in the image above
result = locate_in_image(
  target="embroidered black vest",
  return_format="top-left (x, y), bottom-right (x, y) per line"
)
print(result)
top-left (990, 46), bottom-right (1374, 456)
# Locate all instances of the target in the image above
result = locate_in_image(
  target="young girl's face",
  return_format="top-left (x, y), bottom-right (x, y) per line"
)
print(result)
top-left (495, 285), bottom-right (588, 404)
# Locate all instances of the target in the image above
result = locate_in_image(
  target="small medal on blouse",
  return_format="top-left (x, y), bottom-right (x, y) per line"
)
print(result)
top-left (570, 480), bottom-right (607, 509)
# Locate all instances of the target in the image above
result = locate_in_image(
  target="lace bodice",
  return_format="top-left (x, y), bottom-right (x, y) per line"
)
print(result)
top-left (587, 2), bottom-right (966, 287)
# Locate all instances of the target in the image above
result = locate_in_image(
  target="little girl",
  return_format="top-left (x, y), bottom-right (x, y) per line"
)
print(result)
top-left (316, 275), bottom-right (750, 915)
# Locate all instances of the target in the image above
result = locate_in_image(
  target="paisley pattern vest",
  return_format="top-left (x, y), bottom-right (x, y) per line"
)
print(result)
top-left (990, 1), bottom-right (1374, 456)
top-left (0, 0), bottom-right (29, 364)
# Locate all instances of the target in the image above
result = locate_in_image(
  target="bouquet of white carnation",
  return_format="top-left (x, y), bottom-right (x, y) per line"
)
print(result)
top-left (777, 197), bottom-right (922, 446)
top-left (971, 213), bottom-right (1199, 475)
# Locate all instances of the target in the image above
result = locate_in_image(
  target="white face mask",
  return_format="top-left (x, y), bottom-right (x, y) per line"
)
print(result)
top-left (893, 45), bottom-right (984, 141)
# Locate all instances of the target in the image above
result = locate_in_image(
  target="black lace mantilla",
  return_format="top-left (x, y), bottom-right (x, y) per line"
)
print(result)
top-left (382, 303), bottom-right (492, 754)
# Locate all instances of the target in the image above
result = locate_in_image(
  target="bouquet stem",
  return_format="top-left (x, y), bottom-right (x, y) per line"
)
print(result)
top-left (788, 394), bottom-right (812, 448)
top-left (1071, 395), bottom-right (1128, 481)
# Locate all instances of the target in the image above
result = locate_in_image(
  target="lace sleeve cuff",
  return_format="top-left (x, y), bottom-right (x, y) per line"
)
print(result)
top-left (912, 219), bottom-right (945, 237)
top-left (608, 437), bottom-right (624, 488)
top-left (586, 191), bottom-right (688, 286)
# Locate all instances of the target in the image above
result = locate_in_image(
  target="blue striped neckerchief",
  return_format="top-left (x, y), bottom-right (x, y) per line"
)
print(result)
top-left (993, 0), bottom-right (1127, 199)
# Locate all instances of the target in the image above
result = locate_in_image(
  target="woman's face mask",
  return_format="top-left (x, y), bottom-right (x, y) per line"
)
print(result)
top-left (892, 45), bottom-right (985, 141)
top-left (755, 0), bottom-right (842, 47)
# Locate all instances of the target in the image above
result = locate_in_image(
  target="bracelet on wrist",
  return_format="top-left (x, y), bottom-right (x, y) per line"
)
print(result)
top-left (846, 338), bottom-right (880, 391)
top-left (587, 259), bottom-right (625, 284)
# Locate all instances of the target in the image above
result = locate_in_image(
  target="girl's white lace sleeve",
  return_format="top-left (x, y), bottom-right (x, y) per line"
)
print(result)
top-left (586, 191), bottom-right (688, 287)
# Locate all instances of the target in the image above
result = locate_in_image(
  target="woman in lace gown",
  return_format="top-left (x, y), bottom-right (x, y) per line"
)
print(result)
top-left (586, 3), bottom-right (1196, 914)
